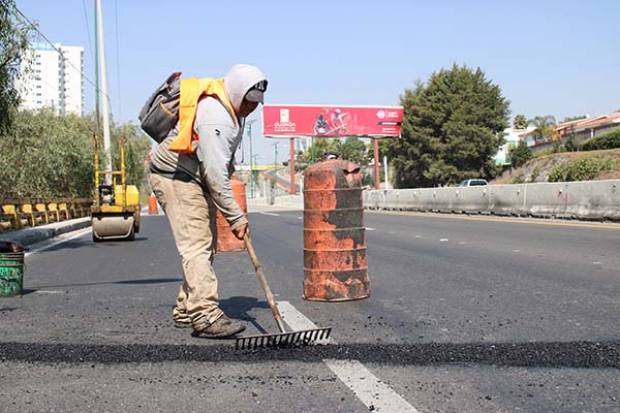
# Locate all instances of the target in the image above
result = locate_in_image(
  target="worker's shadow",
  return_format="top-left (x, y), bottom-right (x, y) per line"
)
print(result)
top-left (219, 296), bottom-right (270, 334)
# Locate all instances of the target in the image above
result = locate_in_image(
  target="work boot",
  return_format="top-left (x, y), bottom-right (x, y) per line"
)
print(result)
top-left (192, 314), bottom-right (246, 338)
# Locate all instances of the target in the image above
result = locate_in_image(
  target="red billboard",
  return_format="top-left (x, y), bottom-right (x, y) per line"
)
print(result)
top-left (263, 104), bottom-right (404, 138)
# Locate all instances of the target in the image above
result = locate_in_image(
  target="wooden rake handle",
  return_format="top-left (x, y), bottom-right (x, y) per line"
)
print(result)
top-left (243, 233), bottom-right (287, 333)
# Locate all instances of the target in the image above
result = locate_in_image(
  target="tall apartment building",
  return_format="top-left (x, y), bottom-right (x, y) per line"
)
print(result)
top-left (16, 43), bottom-right (85, 116)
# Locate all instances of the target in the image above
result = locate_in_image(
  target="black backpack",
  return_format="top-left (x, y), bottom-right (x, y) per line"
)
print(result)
top-left (138, 72), bottom-right (181, 143)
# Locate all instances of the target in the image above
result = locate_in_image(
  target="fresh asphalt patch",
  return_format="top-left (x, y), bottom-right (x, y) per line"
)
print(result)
top-left (1, 340), bottom-right (619, 367)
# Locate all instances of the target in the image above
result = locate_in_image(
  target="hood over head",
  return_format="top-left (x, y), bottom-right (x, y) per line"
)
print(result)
top-left (224, 64), bottom-right (267, 115)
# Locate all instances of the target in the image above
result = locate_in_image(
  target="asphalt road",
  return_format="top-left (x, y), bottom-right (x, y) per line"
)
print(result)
top-left (1, 210), bottom-right (619, 412)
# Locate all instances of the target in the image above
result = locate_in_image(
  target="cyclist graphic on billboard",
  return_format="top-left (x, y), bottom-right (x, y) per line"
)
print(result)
top-left (313, 108), bottom-right (350, 136)
top-left (314, 113), bottom-right (330, 135)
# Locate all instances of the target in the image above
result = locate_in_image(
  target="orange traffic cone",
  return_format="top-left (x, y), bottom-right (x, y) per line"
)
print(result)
top-left (148, 194), bottom-right (159, 215)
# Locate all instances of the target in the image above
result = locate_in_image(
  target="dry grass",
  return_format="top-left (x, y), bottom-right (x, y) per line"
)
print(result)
top-left (493, 148), bottom-right (620, 184)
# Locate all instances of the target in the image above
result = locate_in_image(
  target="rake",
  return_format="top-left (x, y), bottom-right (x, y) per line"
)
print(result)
top-left (235, 234), bottom-right (332, 350)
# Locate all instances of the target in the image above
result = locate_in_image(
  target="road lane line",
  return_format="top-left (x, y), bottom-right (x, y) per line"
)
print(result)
top-left (278, 301), bottom-right (420, 413)
top-left (368, 210), bottom-right (620, 231)
top-left (259, 212), bottom-right (281, 217)
top-left (366, 227), bottom-right (376, 231)
top-left (25, 227), bottom-right (92, 257)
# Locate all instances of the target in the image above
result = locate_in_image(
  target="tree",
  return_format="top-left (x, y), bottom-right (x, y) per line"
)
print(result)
top-left (336, 136), bottom-right (367, 165)
top-left (508, 140), bottom-right (532, 168)
top-left (385, 64), bottom-right (510, 188)
top-left (562, 115), bottom-right (586, 123)
top-left (528, 115), bottom-right (558, 143)
top-left (0, 109), bottom-right (151, 199)
top-left (513, 114), bottom-right (528, 129)
top-left (0, 0), bottom-right (33, 132)
top-left (299, 138), bottom-right (337, 163)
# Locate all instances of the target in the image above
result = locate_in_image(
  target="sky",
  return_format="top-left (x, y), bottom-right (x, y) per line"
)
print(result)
top-left (16, 0), bottom-right (620, 163)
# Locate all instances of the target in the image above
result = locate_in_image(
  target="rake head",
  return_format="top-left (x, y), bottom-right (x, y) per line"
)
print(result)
top-left (235, 327), bottom-right (332, 350)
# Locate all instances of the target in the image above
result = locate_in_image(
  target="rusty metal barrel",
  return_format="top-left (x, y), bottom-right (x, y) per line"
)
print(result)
top-left (216, 177), bottom-right (248, 252)
top-left (303, 160), bottom-right (370, 301)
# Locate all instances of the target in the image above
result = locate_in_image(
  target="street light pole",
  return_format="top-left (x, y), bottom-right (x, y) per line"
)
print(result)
top-left (273, 142), bottom-right (279, 200)
top-left (289, 137), bottom-right (296, 194)
top-left (244, 119), bottom-right (258, 198)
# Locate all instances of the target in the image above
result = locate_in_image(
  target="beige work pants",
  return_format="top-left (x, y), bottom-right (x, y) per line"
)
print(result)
top-left (149, 173), bottom-right (223, 327)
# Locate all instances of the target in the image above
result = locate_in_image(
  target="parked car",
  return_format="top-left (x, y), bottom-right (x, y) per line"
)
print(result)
top-left (457, 179), bottom-right (488, 187)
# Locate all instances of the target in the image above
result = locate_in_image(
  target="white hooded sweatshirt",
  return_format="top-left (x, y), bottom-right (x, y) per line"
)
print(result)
top-left (150, 64), bottom-right (267, 229)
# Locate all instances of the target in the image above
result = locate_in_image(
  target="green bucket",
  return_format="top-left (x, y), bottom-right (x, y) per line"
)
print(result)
top-left (0, 242), bottom-right (25, 297)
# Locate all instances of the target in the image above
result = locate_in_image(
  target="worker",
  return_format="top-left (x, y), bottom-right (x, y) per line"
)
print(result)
top-left (149, 64), bottom-right (268, 338)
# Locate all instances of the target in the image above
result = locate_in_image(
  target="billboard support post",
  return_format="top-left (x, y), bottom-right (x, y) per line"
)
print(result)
top-left (289, 137), bottom-right (296, 194)
top-left (373, 138), bottom-right (381, 190)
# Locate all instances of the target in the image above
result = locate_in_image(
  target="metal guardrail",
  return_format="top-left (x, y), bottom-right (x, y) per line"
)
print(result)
top-left (0, 198), bottom-right (92, 232)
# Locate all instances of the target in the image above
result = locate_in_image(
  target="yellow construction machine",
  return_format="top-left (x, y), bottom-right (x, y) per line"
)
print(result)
top-left (91, 135), bottom-right (140, 242)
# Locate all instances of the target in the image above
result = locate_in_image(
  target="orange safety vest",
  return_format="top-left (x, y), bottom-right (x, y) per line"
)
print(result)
top-left (168, 77), bottom-right (237, 154)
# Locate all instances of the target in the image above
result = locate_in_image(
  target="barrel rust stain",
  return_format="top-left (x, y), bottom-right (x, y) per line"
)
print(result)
top-left (215, 177), bottom-right (247, 253)
top-left (303, 160), bottom-right (370, 301)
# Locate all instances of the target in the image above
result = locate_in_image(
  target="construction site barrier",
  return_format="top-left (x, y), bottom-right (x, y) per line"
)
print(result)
top-left (364, 180), bottom-right (620, 221)
top-left (0, 198), bottom-right (92, 232)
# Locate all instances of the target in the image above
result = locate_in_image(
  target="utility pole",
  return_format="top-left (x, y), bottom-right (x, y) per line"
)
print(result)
top-left (273, 142), bottom-right (279, 200)
top-left (383, 155), bottom-right (389, 190)
top-left (289, 137), bottom-right (296, 194)
top-left (244, 119), bottom-right (258, 198)
top-left (95, 0), bottom-right (112, 184)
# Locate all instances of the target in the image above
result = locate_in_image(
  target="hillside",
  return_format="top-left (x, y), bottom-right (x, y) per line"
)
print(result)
top-left (493, 148), bottom-right (620, 184)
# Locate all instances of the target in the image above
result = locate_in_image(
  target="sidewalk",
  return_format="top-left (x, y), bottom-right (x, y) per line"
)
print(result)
top-left (0, 217), bottom-right (91, 246)
top-left (247, 195), bottom-right (302, 213)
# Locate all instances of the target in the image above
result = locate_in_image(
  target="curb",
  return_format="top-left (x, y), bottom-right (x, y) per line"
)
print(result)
top-left (0, 217), bottom-right (91, 247)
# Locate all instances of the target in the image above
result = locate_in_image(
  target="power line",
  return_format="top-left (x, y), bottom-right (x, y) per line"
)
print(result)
top-left (81, 0), bottom-right (94, 65)
top-left (10, 3), bottom-right (111, 103)
top-left (114, 0), bottom-right (122, 120)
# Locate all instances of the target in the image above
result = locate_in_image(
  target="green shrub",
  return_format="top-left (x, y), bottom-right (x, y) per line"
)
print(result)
top-left (564, 135), bottom-right (579, 152)
top-left (548, 158), bottom-right (615, 182)
top-left (552, 141), bottom-right (565, 154)
top-left (509, 140), bottom-right (532, 167)
top-left (529, 166), bottom-right (540, 183)
top-left (0, 110), bottom-right (150, 199)
top-left (511, 174), bottom-right (525, 184)
top-left (533, 147), bottom-right (556, 158)
top-left (580, 128), bottom-right (620, 151)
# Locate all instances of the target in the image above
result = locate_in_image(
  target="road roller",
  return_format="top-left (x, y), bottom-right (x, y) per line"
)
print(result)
top-left (91, 135), bottom-right (140, 242)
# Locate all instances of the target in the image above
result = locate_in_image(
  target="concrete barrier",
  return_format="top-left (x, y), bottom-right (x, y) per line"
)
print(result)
top-left (365, 180), bottom-right (620, 221)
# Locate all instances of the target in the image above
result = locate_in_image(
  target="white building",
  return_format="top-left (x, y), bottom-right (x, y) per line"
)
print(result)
top-left (494, 126), bottom-right (535, 166)
top-left (16, 43), bottom-right (84, 116)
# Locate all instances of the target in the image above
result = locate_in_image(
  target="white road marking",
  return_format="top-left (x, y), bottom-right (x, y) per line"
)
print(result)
top-left (35, 289), bottom-right (65, 294)
top-left (366, 227), bottom-right (376, 231)
top-left (593, 261), bottom-right (602, 265)
top-left (278, 301), bottom-right (420, 413)
top-left (297, 216), bottom-right (303, 220)
top-left (439, 238), bottom-right (449, 242)
top-left (259, 212), bottom-right (281, 217)
top-left (513, 249), bottom-right (520, 253)
top-left (25, 227), bottom-right (92, 257)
